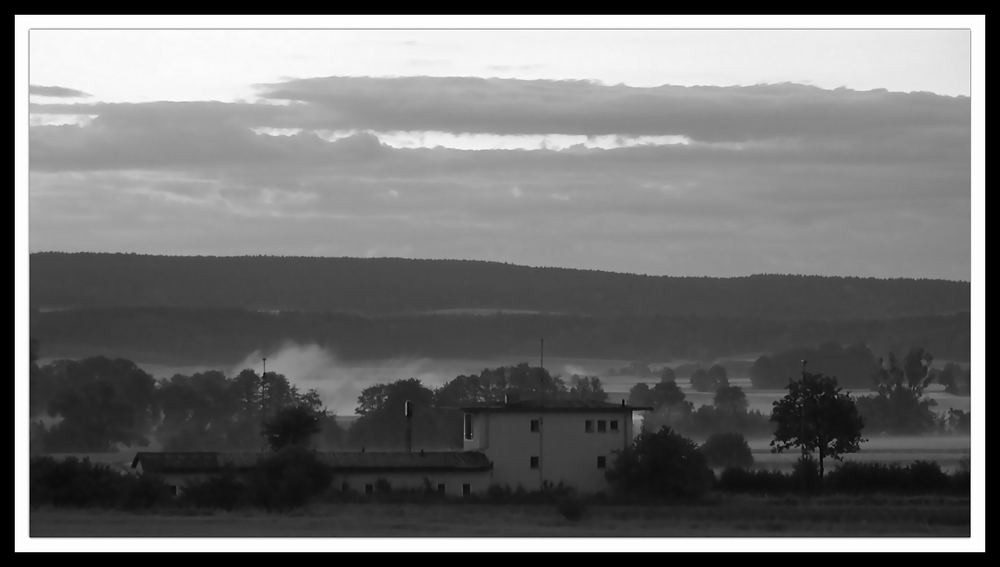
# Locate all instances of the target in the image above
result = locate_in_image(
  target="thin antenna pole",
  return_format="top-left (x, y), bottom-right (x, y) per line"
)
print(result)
top-left (260, 356), bottom-right (267, 452)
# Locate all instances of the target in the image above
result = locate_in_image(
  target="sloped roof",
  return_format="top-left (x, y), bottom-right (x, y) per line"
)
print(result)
top-left (317, 451), bottom-right (491, 472)
top-left (132, 450), bottom-right (491, 474)
top-left (461, 399), bottom-right (652, 413)
top-left (131, 452), bottom-right (227, 474)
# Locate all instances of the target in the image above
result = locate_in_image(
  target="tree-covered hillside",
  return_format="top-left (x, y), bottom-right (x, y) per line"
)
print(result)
top-left (30, 253), bottom-right (969, 320)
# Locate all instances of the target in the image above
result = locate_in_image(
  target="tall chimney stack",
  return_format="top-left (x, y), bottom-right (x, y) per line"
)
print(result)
top-left (404, 400), bottom-right (413, 453)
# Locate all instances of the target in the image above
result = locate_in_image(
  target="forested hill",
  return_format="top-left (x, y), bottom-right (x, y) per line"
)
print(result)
top-left (30, 253), bottom-right (969, 320)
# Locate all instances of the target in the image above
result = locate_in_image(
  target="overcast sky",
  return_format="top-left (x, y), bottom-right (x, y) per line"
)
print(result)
top-left (27, 26), bottom-right (973, 280)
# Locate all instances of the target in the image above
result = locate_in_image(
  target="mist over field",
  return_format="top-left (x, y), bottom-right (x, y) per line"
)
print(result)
top-left (121, 341), bottom-right (970, 422)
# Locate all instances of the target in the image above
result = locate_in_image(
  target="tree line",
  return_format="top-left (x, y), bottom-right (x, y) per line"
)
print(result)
top-left (29, 341), bottom-right (609, 453)
top-left (31, 252), bottom-right (969, 320)
top-left (628, 343), bottom-right (970, 439)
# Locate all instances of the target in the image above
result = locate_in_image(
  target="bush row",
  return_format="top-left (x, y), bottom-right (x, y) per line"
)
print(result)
top-left (716, 459), bottom-right (970, 495)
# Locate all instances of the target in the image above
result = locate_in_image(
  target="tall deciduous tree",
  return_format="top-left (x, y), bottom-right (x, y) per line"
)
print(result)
top-left (770, 371), bottom-right (865, 479)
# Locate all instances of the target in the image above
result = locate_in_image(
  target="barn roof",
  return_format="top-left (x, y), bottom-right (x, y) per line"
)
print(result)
top-left (460, 399), bottom-right (652, 413)
top-left (131, 450), bottom-right (491, 474)
top-left (318, 451), bottom-right (491, 472)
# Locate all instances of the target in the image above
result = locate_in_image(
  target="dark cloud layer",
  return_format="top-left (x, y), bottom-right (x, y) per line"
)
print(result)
top-left (29, 84), bottom-right (91, 98)
top-left (253, 76), bottom-right (970, 141)
top-left (27, 77), bottom-right (971, 280)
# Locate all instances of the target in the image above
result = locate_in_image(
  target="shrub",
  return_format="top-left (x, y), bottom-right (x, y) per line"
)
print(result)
top-left (248, 446), bottom-right (332, 511)
top-left (906, 460), bottom-right (950, 492)
top-left (716, 467), bottom-right (796, 494)
top-left (30, 456), bottom-right (172, 510)
top-left (605, 426), bottom-right (714, 499)
top-left (791, 455), bottom-right (822, 493)
top-left (179, 470), bottom-right (247, 510)
top-left (555, 497), bottom-right (586, 521)
top-left (825, 461), bottom-right (957, 494)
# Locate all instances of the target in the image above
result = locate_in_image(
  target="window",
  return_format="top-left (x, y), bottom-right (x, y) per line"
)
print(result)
top-left (364, 483), bottom-right (374, 495)
top-left (585, 420), bottom-right (594, 433)
top-left (462, 483), bottom-right (471, 497)
top-left (610, 420), bottom-right (619, 432)
top-left (597, 420), bottom-right (607, 433)
top-left (530, 456), bottom-right (540, 469)
top-left (168, 485), bottom-right (178, 496)
top-left (437, 483), bottom-right (446, 494)
top-left (341, 481), bottom-right (350, 492)
top-left (530, 419), bottom-right (540, 432)
top-left (597, 456), bottom-right (607, 469)
top-left (464, 413), bottom-right (473, 440)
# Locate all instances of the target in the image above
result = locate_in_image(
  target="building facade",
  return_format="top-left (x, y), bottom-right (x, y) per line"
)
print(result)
top-left (462, 400), bottom-right (648, 494)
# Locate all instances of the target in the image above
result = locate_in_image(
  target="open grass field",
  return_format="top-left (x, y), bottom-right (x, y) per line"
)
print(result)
top-left (29, 494), bottom-right (970, 538)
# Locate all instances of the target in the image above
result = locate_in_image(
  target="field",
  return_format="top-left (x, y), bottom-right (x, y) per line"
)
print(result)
top-left (29, 495), bottom-right (970, 538)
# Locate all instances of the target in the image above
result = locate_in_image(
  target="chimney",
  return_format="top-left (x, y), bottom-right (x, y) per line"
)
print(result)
top-left (404, 400), bottom-right (413, 453)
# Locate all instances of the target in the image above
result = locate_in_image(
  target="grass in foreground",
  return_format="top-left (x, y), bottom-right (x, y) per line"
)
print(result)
top-left (29, 494), bottom-right (970, 538)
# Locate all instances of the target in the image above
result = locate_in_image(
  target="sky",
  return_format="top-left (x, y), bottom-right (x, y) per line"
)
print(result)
top-left (26, 24), bottom-right (974, 280)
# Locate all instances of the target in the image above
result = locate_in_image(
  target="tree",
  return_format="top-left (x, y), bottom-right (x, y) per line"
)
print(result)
top-left (770, 371), bottom-right (865, 480)
top-left (262, 405), bottom-right (323, 451)
top-left (605, 426), bottom-right (714, 499)
top-left (659, 366), bottom-right (676, 383)
top-left (901, 347), bottom-right (935, 391)
top-left (627, 383), bottom-right (655, 408)
top-left (651, 380), bottom-right (686, 409)
top-left (350, 378), bottom-right (453, 449)
top-left (936, 362), bottom-right (970, 396)
top-left (857, 351), bottom-right (938, 434)
top-left (713, 385), bottom-right (748, 416)
top-left (689, 368), bottom-right (714, 392)
top-left (707, 364), bottom-right (729, 389)
top-left (567, 375), bottom-right (607, 402)
top-left (700, 432), bottom-right (754, 469)
top-left (40, 357), bottom-right (159, 451)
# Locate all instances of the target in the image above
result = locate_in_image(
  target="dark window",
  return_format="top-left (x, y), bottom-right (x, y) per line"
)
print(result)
top-left (530, 419), bottom-right (540, 432)
top-left (365, 484), bottom-right (374, 495)
top-left (597, 456), bottom-right (607, 469)
top-left (437, 483), bottom-right (446, 494)
top-left (169, 485), bottom-right (178, 496)
top-left (530, 456), bottom-right (540, 469)
top-left (464, 413), bottom-right (473, 440)
top-left (585, 420), bottom-right (594, 433)
top-left (341, 481), bottom-right (350, 492)
top-left (610, 420), bottom-right (619, 432)
top-left (462, 483), bottom-right (471, 497)
top-left (598, 420), bottom-right (607, 433)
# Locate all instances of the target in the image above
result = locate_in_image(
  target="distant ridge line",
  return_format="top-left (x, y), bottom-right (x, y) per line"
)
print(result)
top-left (27, 251), bottom-right (970, 283)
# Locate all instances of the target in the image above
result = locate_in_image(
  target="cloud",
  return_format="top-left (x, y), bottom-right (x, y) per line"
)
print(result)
top-left (29, 84), bottom-right (91, 98)
top-left (27, 77), bottom-right (971, 279)
top-left (253, 76), bottom-right (970, 141)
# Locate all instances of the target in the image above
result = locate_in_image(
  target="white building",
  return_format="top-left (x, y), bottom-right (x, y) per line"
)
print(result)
top-left (462, 399), bottom-right (647, 494)
top-left (132, 399), bottom-right (649, 496)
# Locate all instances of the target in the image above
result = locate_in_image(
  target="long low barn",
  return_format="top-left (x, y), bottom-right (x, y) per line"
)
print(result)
top-left (131, 450), bottom-right (493, 497)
